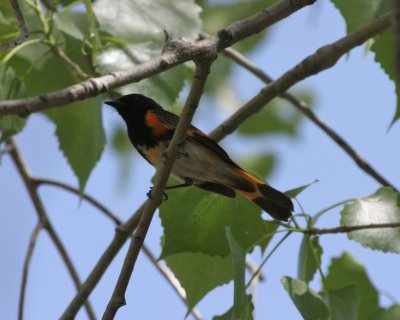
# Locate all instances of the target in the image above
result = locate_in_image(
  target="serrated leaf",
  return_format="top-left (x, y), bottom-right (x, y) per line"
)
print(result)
top-left (324, 252), bottom-right (379, 320)
top-left (371, 29), bottom-right (400, 124)
top-left (97, 44), bottom-right (187, 107)
top-left (164, 252), bottom-right (232, 311)
top-left (45, 98), bottom-right (106, 191)
top-left (94, 0), bottom-right (202, 106)
top-left (213, 294), bottom-right (254, 320)
top-left (331, 0), bottom-right (386, 34)
top-left (331, 1), bottom-right (397, 124)
top-left (322, 285), bottom-right (359, 320)
top-left (369, 305), bottom-right (400, 320)
top-left (341, 187), bottom-right (400, 253)
top-left (226, 228), bottom-right (252, 320)
top-left (298, 235), bottom-right (323, 283)
top-left (282, 276), bottom-right (329, 320)
top-left (160, 188), bottom-right (266, 258)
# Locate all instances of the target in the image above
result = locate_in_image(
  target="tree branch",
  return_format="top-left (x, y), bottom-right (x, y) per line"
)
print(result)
top-left (101, 46), bottom-right (216, 320)
top-left (0, 0), bottom-right (315, 116)
top-left (6, 139), bottom-right (96, 320)
top-left (213, 33), bottom-right (398, 191)
top-left (209, 13), bottom-right (391, 141)
top-left (18, 222), bottom-right (42, 320)
top-left (208, 13), bottom-right (396, 190)
top-left (307, 222), bottom-right (400, 235)
top-left (35, 176), bottom-right (204, 319)
top-left (0, 0), bottom-right (29, 51)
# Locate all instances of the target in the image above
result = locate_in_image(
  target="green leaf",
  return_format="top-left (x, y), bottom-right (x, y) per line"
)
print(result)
top-left (97, 43), bottom-right (187, 106)
top-left (94, 0), bottom-right (202, 106)
top-left (0, 65), bottom-right (26, 141)
top-left (238, 153), bottom-right (275, 180)
top-left (331, 0), bottom-right (386, 34)
top-left (340, 187), bottom-right (400, 253)
top-left (164, 252), bottom-right (232, 311)
top-left (323, 285), bottom-right (360, 320)
top-left (226, 228), bottom-right (252, 320)
top-left (282, 276), bottom-right (329, 320)
top-left (54, 10), bottom-right (87, 42)
top-left (238, 98), bottom-right (304, 136)
top-left (258, 220), bottom-right (279, 254)
top-left (331, 1), bottom-right (398, 124)
top-left (285, 179), bottom-right (318, 198)
top-left (160, 188), bottom-right (266, 258)
top-left (45, 98), bottom-right (106, 191)
top-left (201, 0), bottom-right (274, 53)
top-left (369, 305), bottom-right (400, 320)
top-left (371, 29), bottom-right (400, 124)
top-left (298, 235), bottom-right (323, 283)
top-left (324, 252), bottom-right (379, 320)
top-left (213, 294), bottom-right (254, 320)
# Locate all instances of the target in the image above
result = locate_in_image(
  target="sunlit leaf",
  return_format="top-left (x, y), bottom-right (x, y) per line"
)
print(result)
top-left (94, 0), bottom-right (202, 106)
top-left (341, 187), bottom-right (400, 253)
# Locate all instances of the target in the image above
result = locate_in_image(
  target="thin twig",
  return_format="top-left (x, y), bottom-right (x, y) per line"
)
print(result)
top-left (52, 46), bottom-right (90, 80)
top-left (209, 13), bottom-right (396, 190)
top-left (0, 0), bottom-right (315, 116)
top-left (18, 222), bottom-right (43, 320)
top-left (101, 46), bottom-right (217, 320)
top-left (35, 176), bottom-right (204, 319)
top-left (0, 0), bottom-right (29, 50)
top-left (34, 177), bottom-right (121, 225)
top-left (307, 222), bottom-right (400, 235)
top-left (213, 33), bottom-right (398, 191)
top-left (6, 139), bottom-right (97, 320)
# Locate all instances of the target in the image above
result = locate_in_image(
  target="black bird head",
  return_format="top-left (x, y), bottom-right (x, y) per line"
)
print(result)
top-left (105, 93), bottom-right (163, 125)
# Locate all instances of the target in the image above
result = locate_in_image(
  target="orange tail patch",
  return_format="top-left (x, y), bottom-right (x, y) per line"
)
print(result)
top-left (234, 169), bottom-right (293, 221)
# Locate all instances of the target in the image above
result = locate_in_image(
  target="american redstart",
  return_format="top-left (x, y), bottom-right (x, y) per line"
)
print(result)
top-left (105, 94), bottom-right (293, 221)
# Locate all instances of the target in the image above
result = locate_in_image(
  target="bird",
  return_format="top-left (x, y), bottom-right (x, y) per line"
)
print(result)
top-left (105, 93), bottom-right (293, 221)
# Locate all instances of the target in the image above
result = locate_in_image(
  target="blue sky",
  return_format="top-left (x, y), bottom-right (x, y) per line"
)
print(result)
top-left (1, 1), bottom-right (400, 319)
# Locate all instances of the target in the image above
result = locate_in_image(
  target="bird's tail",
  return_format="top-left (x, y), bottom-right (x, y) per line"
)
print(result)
top-left (233, 169), bottom-right (293, 221)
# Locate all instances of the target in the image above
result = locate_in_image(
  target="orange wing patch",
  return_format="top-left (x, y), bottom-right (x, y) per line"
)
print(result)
top-left (145, 111), bottom-right (169, 136)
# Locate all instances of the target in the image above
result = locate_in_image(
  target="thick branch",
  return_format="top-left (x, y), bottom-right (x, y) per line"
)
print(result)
top-left (216, 35), bottom-right (397, 191)
top-left (208, 13), bottom-right (396, 190)
top-left (0, 0), bottom-right (29, 50)
top-left (209, 13), bottom-right (391, 141)
top-left (0, 0), bottom-right (315, 116)
top-left (101, 51), bottom-right (216, 320)
top-left (7, 139), bottom-right (96, 320)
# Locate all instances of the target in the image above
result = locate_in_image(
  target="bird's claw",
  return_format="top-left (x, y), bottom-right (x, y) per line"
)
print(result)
top-left (147, 187), bottom-right (168, 201)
